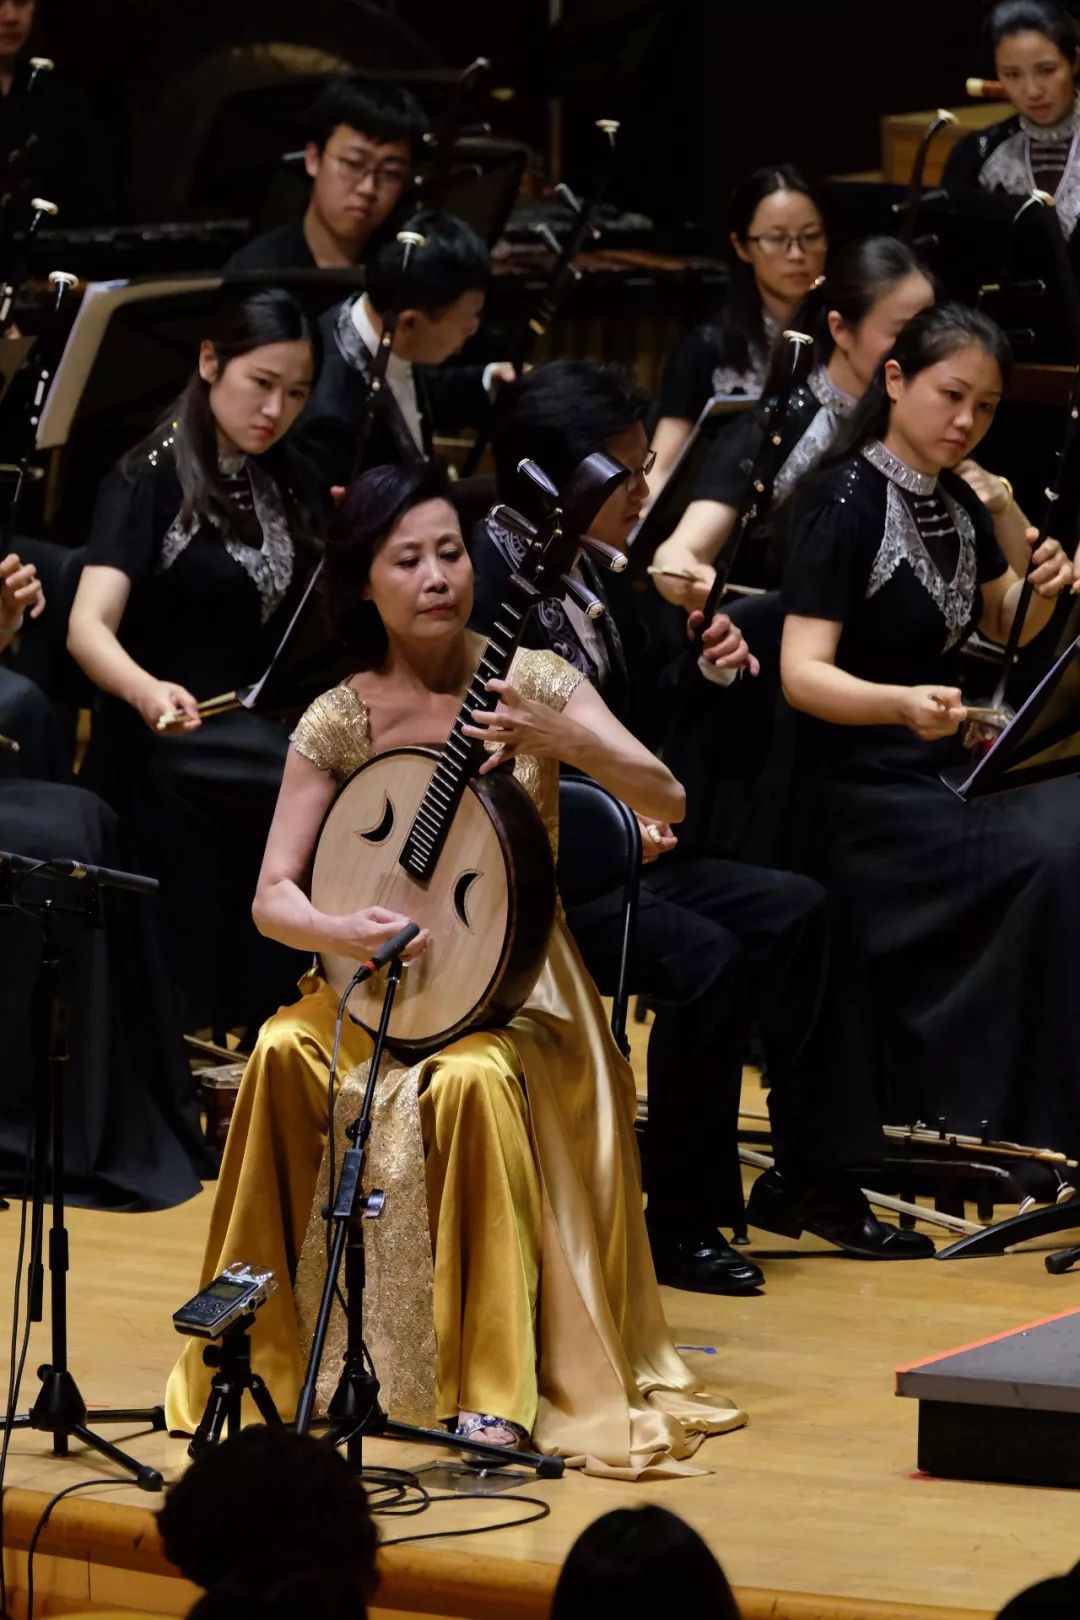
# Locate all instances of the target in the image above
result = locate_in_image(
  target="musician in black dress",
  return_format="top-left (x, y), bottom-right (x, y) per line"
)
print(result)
top-left (288, 211), bottom-right (507, 500)
top-left (649, 165), bottom-right (828, 499)
top-left (225, 77), bottom-right (428, 273)
top-left (0, 0), bottom-right (117, 226)
top-left (755, 303), bottom-right (1080, 1231)
top-left (67, 289), bottom-right (322, 1036)
top-left (471, 360), bottom-right (932, 1285)
top-left (944, 2), bottom-right (1080, 236)
top-left (0, 552), bottom-right (208, 1208)
top-left (653, 237), bottom-right (935, 609)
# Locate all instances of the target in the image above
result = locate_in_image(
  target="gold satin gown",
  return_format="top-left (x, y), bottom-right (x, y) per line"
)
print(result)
top-left (166, 649), bottom-right (746, 1478)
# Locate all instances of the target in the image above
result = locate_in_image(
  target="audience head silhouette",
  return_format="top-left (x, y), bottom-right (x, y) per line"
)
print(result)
top-left (550, 1506), bottom-right (739, 1619)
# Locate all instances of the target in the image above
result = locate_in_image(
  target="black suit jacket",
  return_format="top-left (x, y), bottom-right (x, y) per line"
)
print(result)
top-left (289, 298), bottom-right (493, 501)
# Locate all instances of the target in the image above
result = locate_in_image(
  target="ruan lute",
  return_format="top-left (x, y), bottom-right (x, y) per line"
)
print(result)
top-left (310, 452), bottom-right (629, 1055)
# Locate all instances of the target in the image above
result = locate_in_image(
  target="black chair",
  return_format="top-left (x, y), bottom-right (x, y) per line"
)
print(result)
top-left (556, 772), bottom-right (641, 1059)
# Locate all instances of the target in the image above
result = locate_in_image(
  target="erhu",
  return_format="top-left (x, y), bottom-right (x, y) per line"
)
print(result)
top-left (459, 117), bottom-right (620, 477)
top-left (894, 108), bottom-right (958, 244)
top-left (0, 55), bottom-right (57, 322)
top-left (962, 189), bottom-right (1080, 754)
top-left (348, 226), bottom-right (426, 481)
top-left (0, 268), bottom-right (77, 547)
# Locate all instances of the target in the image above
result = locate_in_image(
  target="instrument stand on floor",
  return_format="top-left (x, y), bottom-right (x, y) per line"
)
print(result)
top-left (188, 1314), bottom-right (282, 1459)
top-left (0, 851), bottom-right (166, 1491)
top-left (295, 950), bottom-right (563, 1482)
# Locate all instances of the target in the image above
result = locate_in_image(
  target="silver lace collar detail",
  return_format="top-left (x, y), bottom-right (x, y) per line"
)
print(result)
top-left (158, 458), bottom-right (296, 624)
top-left (1019, 92), bottom-right (1080, 142)
top-left (861, 439), bottom-right (937, 496)
top-left (866, 478), bottom-right (977, 651)
top-left (217, 449), bottom-right (246, 478)
top-left (979, 115), bottom-right (1080, 236)
top-left (808, 366), bottom-right (857, 414)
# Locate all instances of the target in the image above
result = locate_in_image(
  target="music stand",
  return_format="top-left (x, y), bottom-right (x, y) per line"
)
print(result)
top-left (626, 393), bottom-right (753, 574)
top-left (0, 852), bottom-right (167, 1488)
top-left (941, 628), bottom-right (1080, 801)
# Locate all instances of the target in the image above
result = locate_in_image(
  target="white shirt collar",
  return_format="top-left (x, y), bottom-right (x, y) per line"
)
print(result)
top-left (349, 295), bottom-right (424, 453)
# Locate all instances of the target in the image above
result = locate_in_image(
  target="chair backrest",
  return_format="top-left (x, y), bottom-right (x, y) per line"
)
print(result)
top-left (557, 771), bottom-right (641, 907)
top-left (557, 772), bottom-right (641, 1056)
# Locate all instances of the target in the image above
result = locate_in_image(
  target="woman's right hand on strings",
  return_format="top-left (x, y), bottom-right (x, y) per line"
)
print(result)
top-left (899, 685), bottom-right (967, 740)
top-left (135, 677), bottom-right (201, 733)
top-left (335, 906), bottom-right (429, 964)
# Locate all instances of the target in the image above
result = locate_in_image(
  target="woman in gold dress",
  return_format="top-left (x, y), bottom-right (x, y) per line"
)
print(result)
top-left (166, 462), bottom-right (745, 1476)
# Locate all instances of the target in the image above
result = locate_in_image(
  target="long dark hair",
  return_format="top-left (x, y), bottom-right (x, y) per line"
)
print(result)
top-left (989, 0), bottom-right (1080, 58)
top-left (814, 302), bottom-right (1013, 475)
top-left (708, 163), bottom-right (829, 377)
top-left (322, 461), bottom-right (455, 667)
top-left (550, 1507), bottom-right (739, 1620)
top-left (125, 288), bottom-right (322, 552)
top-left (759, 235), bottom-right (933, 399)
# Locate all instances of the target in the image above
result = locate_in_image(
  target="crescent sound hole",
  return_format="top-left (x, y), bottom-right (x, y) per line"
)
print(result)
top-left (453, 870), bottom-right (480, 928)
top-left (355, 794), bottom-right (394, 843)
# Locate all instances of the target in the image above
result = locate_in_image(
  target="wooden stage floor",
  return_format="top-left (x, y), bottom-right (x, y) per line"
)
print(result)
top-left (3, 1083), bottom-right (1080, 1618)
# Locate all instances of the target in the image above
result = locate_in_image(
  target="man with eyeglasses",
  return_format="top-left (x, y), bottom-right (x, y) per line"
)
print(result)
top-left (468, 359), bottom-right (927, 1295)
top-left (226, 76), bottom-right (427, 273)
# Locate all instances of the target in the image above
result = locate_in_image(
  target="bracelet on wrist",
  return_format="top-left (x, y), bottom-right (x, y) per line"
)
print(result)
top-left (997, 475), bottom-right (1014, 512)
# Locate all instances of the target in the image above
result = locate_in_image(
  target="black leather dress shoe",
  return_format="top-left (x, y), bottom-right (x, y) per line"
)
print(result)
top-left (651, 1231), bottom-right (765, 1295)
top-left (746, 1168), bottom-right (935, 1260)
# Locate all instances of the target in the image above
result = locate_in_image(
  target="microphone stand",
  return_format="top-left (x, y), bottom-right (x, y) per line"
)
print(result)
top-left (0, 852), bottom-right (166, 1490)
top-left (294, 949), bottom-right (563, 1480)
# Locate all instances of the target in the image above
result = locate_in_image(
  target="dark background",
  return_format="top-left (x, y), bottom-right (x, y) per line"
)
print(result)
top-left (30, 0), bottom-right (995, 245)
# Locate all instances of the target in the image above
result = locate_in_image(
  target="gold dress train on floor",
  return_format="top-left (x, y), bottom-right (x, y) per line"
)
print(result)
top-left (165, 649), bottom-right (746, 1478)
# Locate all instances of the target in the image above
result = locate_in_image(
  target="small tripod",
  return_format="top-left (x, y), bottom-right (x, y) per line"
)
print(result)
top-left (0, 852), bottom-right (168, 1491)
top-left (296, 953), bottom-right (563, 1480)
top-left (188, 1313), bottom-right (282, 1459)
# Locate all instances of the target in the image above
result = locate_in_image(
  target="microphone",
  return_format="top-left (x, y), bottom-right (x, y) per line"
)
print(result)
top-left (344, 922), bottom-right (421, 993)
top-left (0, 849), bottom-right (159, 896)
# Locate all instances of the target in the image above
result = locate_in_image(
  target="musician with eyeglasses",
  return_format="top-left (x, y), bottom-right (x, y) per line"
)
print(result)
top-left (470, 362), bottom-right (932, 1287)
top-left (648, 164), bottom-right (828, 501)
top-left (225, 76), bottom-right (428, 273)
top-left (165, 460), bottom-right (747, 1472)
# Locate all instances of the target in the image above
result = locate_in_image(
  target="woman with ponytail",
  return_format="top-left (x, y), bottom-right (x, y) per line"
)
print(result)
top-left (68, 288), bottom-right (323, 1034)
top-left (652, 236), bottom-right (935, 610)
top-left (747, 304), bottom-right (1080, 1236)
top-left (649, 164), bottom-right (828, 496)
